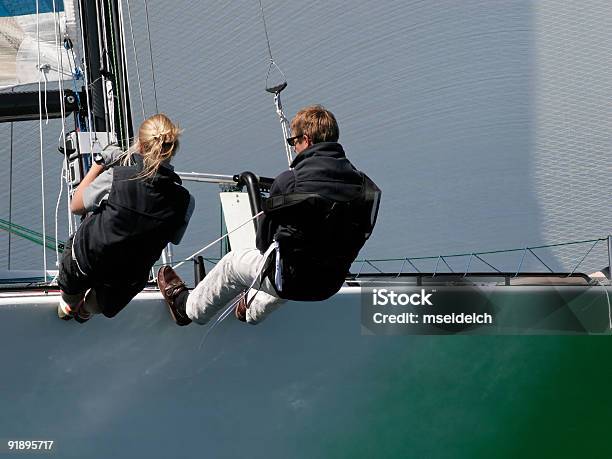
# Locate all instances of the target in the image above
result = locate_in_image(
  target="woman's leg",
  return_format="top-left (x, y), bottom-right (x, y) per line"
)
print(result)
top-left (94, 278), bottom-right (148, 318)
top-left (57, 236), bottom-right (89, 319)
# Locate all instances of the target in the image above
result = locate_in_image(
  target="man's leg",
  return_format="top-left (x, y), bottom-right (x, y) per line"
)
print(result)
top-left (244, 288), bottom-right (286, 324)
top-left (186, 248), bottom-right (282, 324)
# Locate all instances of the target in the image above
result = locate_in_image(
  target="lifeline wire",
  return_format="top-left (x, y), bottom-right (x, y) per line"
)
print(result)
top-left (172, 211), bottom-right (264, 270)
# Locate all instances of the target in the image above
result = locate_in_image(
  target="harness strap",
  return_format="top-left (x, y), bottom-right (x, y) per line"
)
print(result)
top-left (263, 193), bottom-right (329, 213)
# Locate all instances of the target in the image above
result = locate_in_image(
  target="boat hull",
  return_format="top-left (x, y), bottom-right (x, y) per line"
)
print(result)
top-left (0, 285), bottom-right (611, 458)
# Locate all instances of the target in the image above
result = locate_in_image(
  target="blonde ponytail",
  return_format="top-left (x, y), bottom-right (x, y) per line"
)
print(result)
top-left (123, 113), bottom-right (183, 179)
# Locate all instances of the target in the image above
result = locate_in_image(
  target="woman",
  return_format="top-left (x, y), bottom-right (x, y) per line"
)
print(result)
top-left (58, 113), bottom-right (194, 322)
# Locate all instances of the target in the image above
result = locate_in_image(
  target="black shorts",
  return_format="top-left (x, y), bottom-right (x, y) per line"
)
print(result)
top-left (57, 236), bottom-right (148, 318)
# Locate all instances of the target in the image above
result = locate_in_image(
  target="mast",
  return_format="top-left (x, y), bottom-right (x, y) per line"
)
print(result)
top-left (107, 0), bottom-right (133, 146)
top-left (80, 0), bottom-right (132, 145)
top-left (80, 0), bottom-right (106, 132)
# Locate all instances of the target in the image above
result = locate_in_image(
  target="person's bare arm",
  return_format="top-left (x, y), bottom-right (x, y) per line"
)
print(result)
top-left (70, 163), bottom-right (105, 215)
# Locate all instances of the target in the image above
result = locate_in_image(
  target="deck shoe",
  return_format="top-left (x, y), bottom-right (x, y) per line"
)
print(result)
top-left (234, 293), bottom-right (247, 323)
top-left (58, 296), bottom-right (84, 321)
top-left (157, 266), bottom-right (192, 326)
top-left (74, 308), bottom-right (92, 324)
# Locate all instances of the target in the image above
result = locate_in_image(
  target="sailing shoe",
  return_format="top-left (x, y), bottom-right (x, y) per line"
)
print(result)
top-left (157, 266), bottom-right (192, 326)
top-left (234, 293), bottom-right (247, 323)
top-left (57, 295), bottom-right (84, 321)
top-left (74, 308), bottom-right (92, 324)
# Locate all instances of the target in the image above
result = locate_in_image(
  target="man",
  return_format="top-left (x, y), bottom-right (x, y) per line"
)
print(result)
top-left (158, 105), bottom-right (380, 325)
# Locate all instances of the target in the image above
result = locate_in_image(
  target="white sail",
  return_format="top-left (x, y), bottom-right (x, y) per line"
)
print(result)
top-left (0, 0), bottom-right (79, 90)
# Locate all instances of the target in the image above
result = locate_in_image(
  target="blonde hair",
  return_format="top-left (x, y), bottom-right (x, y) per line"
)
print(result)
top-left (290, 105), bottom-right (339, 144)
top-left (123, 113), bottom-right (182, 179)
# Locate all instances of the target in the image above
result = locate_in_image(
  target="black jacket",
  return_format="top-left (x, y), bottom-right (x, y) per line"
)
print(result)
top-left (74, 156), bottom-right (191, 285)
top-left (257, 142), bottom-right (378, 300)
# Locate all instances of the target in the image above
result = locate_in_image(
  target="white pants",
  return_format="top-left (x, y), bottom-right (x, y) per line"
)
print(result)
top-left (186, 248), bottom-right (286, 325)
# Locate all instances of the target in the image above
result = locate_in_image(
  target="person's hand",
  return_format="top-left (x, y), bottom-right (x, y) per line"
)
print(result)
top-left (93, 145), bottom-right (123, 168)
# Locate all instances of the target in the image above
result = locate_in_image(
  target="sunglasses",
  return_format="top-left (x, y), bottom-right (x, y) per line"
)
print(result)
top-left (286, 134), bottom-right (304, 147)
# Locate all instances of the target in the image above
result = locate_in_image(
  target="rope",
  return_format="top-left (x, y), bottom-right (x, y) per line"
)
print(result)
top-left (568, 239), bottom-right (600, 277)
top-left (0, 218), bottom-right (66, 251)
top-left (42, 66), bottom-right (50, 123)
top-left (198, 242), bottom-right (277, 350)
top-left (52, 162), bottom-right (67, 281)
top-left (172, 211), bottom-right (264, 270)
top-left (105, 0), bottom-right (126, 149)
top-left (76, 0), bottom-right (97, 157)
top-left (62, 46), bottom-right (80, 234)
top-left (258, 0), bottom-right (293, 166)
top-left (36, 0), bottom-right (49, 283)
top-left (117, 0), bottom-right (132, 147)
top-left (125, 0), bottom-right (146, 121)
top-left (143, 0), bottom-right (159, 113)
top-left (274, 91), bottom-right (293, 166)
top-left (258, 0), bottom-right (274, 63)
top-left (96, 0), bottom-right (113, 135)
top-left (52, 0), bottom-right (71, 276)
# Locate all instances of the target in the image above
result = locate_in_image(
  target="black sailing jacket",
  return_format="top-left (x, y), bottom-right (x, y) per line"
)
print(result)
top-left (257, 142), bottom-right (379, 300)
top-left (74, 155), bottom-right (191, 285)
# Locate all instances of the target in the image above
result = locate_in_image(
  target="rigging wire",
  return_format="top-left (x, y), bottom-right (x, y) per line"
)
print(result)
top-left (76, 0), bottom-right (97, 157)
top-left (117, 0), bottom-right (133, 147)
top-left (114, 0), bottom-right (132, 147)
top-left (96, 0), bottom-right (113, 136)
top-left (198, 242), bottom-right (276, 350)
top-left (51, 0), bottom-right (71, 276)
top-left (258, 0), bottom-right (274, 63)
top-left (36, 0), bottom-right (49, 283)
top-left (172, 211), bottom-right (264, 270)
top-left (125, 0), bottom-right (146, 121)
top-left (62, 42), bottom-right (86, 233)
top-left (105, 0), bottom-right (126, 149)
top-left (143, 0), bottom-right (159, 113)
top-left (257, 0), bottom-right (293, 166)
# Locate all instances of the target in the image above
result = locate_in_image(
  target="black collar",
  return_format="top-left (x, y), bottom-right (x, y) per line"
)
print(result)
top-left (290, 142), bottom-right (345, 167)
